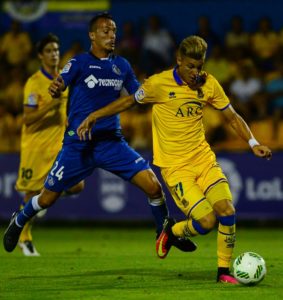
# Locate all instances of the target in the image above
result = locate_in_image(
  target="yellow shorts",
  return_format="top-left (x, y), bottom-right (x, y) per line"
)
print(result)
top-left (161, 150), bottom-right (232, 220)
top-left (15, 149), bottom-right (59, 192)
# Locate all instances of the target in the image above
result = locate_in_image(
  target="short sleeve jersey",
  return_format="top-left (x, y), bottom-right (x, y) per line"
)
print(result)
top-left (60, 52), bottom-right (140, 143)
top-left (134, 68), bottom-right (230, 167)
top-left (21, 68), bottom-right (68, 151)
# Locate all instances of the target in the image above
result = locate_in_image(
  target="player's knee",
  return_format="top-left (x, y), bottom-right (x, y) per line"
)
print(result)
top-left (38, 189), bottom-right (59, 208)
top-left (66, 180), bottom-right (85, 195)
top-left (213, 199), bottom-right (235, 217)
top-left (146, 179), bottom-right (163, 198)
top-left (198, 213), bottom-right (217, 231)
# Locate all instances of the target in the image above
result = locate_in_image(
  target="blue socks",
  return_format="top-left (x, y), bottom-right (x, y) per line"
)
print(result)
top-left (16, 196), bottom-right (42, 227)
top-left (148, 197), bottom-right (168, 236)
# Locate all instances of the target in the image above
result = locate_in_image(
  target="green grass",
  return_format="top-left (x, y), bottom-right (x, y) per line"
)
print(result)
top-left (0, 226), bottom-right (282, 300)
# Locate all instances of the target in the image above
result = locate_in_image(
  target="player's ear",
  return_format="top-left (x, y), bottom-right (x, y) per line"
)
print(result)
top-left (89, 32), bottom-right (95, 41)
top-left (176, 53), bottom-right (182, 66)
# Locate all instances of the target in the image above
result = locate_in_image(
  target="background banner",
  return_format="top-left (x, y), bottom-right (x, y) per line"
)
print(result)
top-left (0, 152), bottom-right (282, 222)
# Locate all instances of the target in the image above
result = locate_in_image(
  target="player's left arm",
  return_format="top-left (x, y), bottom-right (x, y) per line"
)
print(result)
top-left (222, 105), bottom-right (272, 160)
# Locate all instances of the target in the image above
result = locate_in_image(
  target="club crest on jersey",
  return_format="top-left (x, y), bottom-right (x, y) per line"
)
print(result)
top-left (169, 91), bottom-right (176, 99)
top-left (112, 64), bottom-right (121, 75)
top-left (47, 176), bottom-right (54, 186)
top-left (197, 88), bottom-right (204, 99)
top-left (135, 89), bottom-right (145, 102)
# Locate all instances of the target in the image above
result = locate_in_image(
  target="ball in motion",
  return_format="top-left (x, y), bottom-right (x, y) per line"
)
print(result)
top-left (233, 252), bottom-right (266, 285)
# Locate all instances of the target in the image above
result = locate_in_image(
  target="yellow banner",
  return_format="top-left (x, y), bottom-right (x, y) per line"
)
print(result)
top-left (47, 1), bottom-right (110, 11)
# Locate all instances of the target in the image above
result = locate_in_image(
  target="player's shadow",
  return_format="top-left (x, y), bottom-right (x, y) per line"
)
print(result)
top-left (12, 268), bottom-right (215, 286)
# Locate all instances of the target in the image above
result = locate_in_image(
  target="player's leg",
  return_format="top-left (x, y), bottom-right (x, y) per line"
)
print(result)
top-left (18, 191), bottom-right (40, 256)
top-left (15, 149), bottom-right (63, 256)
top-left (3, 188), bottom-right (61, 252)
top-left (132, 169), bottom-right (200, 254)
top-left (4, 144), bottom-right (93, 253)
top-left (130, 168), bottom-right (168, 237)
top-left (206, 182), bottom-right (238, 284)
top-left (62, 180), bottom-right (85, 195)
top-left (98, 139), bottom-right (169, 238)
top-left (156, 166), bottom-right (215, 258)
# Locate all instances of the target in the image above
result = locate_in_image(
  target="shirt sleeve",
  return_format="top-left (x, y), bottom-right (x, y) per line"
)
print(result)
top-left (23, 78), bottom-right (39, 107)
top-left (208, 76), bottom-right (230, 111)
top-left (60, 56), bottom-right (80, 87)
top-left (134, 75), bottom-right (157, 104)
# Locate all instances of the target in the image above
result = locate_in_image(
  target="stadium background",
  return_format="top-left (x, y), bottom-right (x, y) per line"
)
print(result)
top-left (0, 0), bottom-right (283, 223)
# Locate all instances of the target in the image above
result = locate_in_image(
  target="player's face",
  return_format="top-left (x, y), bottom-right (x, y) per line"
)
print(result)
top-left (90, 18), bottom-right (116, 53)
top-left (39, 42), bottom-right (60, 68)
top-left (177, 55), bottom-right (205, 89)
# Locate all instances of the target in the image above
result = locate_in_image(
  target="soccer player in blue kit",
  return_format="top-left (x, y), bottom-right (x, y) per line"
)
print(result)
top-left (4, 13), bottom-right (195, 254)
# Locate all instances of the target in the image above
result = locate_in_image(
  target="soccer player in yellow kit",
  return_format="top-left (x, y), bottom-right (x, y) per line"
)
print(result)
top-left (15, 33), bottom-right (84, 256)
top-left (76, 35), bottom-right (272, 283)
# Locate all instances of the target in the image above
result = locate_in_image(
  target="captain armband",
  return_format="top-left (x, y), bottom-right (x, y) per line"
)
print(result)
top-left (248, 138), bottom-right (259, 148)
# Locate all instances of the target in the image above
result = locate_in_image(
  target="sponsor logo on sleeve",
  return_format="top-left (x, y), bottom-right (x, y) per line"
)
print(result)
top-left (135, 88), bottom-right (145, 102)
top-left (27, 93), bottom-right (37, 105)
top-left (61, 62), bottom-right (72, 74)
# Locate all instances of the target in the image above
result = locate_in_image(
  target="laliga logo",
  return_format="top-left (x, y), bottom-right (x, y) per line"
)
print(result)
top-left (218, 158), bottom-right (243, 206)
top-left (84, 75), bottom-right (98, 88)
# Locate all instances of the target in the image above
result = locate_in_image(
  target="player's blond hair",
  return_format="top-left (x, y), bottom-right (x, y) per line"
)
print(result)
top-left (178, 35), bottom-right (207, 60)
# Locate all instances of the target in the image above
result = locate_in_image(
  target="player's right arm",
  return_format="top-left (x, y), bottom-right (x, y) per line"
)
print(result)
top-left (48, 76), bottom-right (65, 98)
top-left (77, 94), bottom-right (136, 140)
top-left (23, 78), bottom-right (64, 126)
top-left (23, 101), bottom-right (62, 126)
top-left (48, 57), bottom-right (80, 98)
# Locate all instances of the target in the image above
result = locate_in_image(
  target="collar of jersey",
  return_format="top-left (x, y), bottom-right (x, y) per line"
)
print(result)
top-left (40, 67), bottom-right (55, 80)
top-left (88, 51), bottom-right (114, 61)
top-left (173, 66), bottom-right (183, 85)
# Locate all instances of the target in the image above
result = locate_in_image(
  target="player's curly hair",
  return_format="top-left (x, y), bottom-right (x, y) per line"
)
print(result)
top-left (178, 35), bottom-right (207, 60)
top-left (89, 12), bottom-right (113, 32)
top-left (36, 33), bottom-right (60, 54)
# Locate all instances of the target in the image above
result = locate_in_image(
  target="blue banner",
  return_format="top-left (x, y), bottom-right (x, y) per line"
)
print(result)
top-left (0, 152), bottom-right (282, 221)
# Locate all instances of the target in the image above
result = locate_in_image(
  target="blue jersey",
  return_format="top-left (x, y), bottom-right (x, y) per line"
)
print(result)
top-left (60, 52), bottom-right (140, 143)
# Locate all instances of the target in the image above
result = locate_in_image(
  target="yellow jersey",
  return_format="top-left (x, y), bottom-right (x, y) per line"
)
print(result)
top-left (16, 68), bottom-right (68, 192)
top-left (134, 68), bottom-right (230, 167)
top-left (21, 68), bottom-right (68, 151)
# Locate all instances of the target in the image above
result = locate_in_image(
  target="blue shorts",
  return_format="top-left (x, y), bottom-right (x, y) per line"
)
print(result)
top-left (44, 139), bottom-right (150, 192)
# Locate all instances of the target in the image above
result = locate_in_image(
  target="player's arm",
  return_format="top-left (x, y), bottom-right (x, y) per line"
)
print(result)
top-left (221, 105), bottom-right (272, 159)
top-left (77, 94), bottom-right (136, 140)
top-left (23, 100), bottom-right (63, 126)
top-left (48, 75), bottom-right (65, 98)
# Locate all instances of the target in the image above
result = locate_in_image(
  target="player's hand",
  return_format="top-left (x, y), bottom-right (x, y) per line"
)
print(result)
top-left (77, 113), bottom-right (97, 141)
top-left (252, 145), bottom-right (272, 160)
top-left (189, 72), bottom-right (207, 90)
top-left (48, 76), bottom-right (64, 98)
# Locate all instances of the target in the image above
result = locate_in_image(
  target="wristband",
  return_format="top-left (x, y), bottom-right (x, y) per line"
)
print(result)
top-left (248, 138), bottom-right (259, 148)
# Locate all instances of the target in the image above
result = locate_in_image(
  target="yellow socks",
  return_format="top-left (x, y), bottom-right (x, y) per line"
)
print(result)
top-left (217, 215), bottom-right (236, 268)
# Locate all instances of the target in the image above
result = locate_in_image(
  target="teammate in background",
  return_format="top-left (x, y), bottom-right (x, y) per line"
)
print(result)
top-left (74, 35), bottom-right (272, 283)
top-left (4, 13), bottom-right (194, 255)
top-left (15, 33), bottom-right (84, 256)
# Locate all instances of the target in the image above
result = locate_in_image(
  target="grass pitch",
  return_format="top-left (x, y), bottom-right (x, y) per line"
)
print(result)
top-left (0, 226), bottom-right (282, 300)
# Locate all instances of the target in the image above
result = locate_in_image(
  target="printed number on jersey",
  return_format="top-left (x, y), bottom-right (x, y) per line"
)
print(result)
top-left (50, 161), bottom-right (64, 181)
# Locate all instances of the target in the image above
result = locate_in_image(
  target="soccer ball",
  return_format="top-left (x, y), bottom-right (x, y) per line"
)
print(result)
top-left (233, 252), bottom-right (266, 285)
